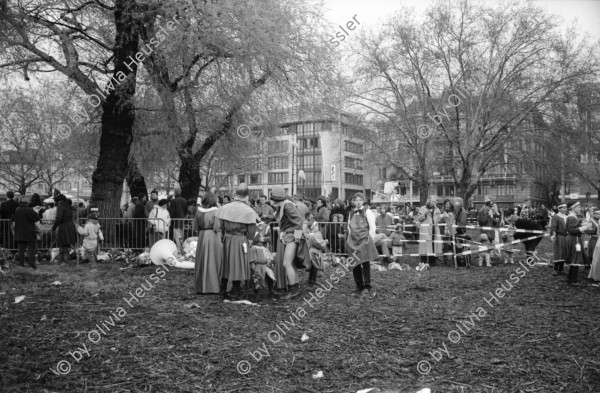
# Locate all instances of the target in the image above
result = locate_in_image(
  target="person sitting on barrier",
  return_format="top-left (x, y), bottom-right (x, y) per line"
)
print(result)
top-left (478, 234), bottom-right (492, 267)
top-left (76, 211), bottom-right (103, 271)
top-left (303, 212), bottom-right (328, 286)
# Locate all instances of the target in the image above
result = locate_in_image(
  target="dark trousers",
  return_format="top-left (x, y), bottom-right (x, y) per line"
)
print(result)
top-left (420, 255), bottom-right (437, 265)
top-left (18, 241), bottom-right (36, 266)
top-left (567, 265), bottom-right (578, 283)
top-left (554, 261), bottom-right (564, 272)
top-left (353, 261), bottom-right (371, 290)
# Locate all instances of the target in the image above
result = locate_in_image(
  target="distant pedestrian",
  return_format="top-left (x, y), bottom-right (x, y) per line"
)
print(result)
top-left (52, 194), bottom-right (77, 265)
top-left (14, 195), bottom-right (40, 269)
top-left (76, 211), bottom-right (103, 271)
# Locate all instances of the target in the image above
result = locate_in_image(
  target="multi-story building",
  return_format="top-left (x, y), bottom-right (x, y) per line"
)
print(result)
top-left (211, 106), bottom-right (376, 201)
top-left (374, 114), bottom-right (553, 209)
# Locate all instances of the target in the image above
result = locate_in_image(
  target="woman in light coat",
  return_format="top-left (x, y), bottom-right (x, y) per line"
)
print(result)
top-left (416, 195), bottom-right (442, 267)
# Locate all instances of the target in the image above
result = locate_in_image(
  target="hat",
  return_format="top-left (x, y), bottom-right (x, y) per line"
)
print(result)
top-left (270, 186), bottom-right (287, 202)
top-left (567, 201), bottom-right (580, 210)
top-left (88, 213), bottom-right (98, 220)
top-left (395, 223), bottom-right (402, 230)
top-left (484, 195), bottom-right (492, 203)
top-left (557, 203), bottom-right (567, 208)
top-left (479, 233), bottom-right (489, 242)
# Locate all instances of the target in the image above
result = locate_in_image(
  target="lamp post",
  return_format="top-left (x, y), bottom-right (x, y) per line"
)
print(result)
top-left (291, 135), bottom-right (299, 195)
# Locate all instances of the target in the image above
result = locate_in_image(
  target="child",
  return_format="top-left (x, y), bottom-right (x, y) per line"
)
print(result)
top-left (501, 225), bottom-right (515, 264)
top-left (389, 223), bottom-right (406, 262)
top-left (76, 211), bottom-right (103, 270)
top-left (249, 236), bottom-right (275, 301)
top-left (303, 212), bottom-right (328, 285)
top-left (478, 233), bottom-right (492, 267)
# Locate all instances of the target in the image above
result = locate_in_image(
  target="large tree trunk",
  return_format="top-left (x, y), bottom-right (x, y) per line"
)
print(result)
top-left (90, 0), bottom-right (141, 218)
top-left (126, 157), bottom-right (148, 199)
top-left (178, 151), bottom-right (202, 200)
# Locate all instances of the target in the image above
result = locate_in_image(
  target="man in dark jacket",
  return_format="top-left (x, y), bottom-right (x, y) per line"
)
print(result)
top-left (0, 190), bottom-right (19, 249)
top-left (132, 193), bottom-right (147, 250)
top-left (170, 189), bottom-right (189, 251)
top-left (14, 195), bottom-right (40, 269)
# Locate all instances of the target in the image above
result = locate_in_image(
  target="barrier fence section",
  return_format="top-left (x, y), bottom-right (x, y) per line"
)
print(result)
top-left (0, 218), bottom-right (180, 252)
top-left (1, 217), bottom-right (553, 266)
top-left (266, 221), bottom-right (551, 265)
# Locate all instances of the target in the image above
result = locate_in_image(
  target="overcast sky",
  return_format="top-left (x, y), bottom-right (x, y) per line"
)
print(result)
top-left (322, 0), bottom-right (600, 39)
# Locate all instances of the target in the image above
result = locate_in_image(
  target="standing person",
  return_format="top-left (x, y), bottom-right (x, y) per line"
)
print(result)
top-left (565, 201), bottom-right (592, 284)
top-left (145, 189), bottom-right (159, 217)
top-left (0, 190), bottom-right (18, 248)
top-left (303, 212), bottom-right (328, 286)
top-left (148, 199), bottom-right (171, 246)
top-left (440, 199), bottom-right (456, 264)
top-left (346, 193), bottom-right (379, 297)
top-left (76, 211), bottom-right (103, 271)
top-left (255, 194), bottom-right (275, 221)
top-left (453, 197), bottom-right (468, 238)
top-left (269, 186), bottom-right (304, 300)
top-left (417, 195), bottom-right (442, 268)
top-left (170, 189), bottom-right (189, 251)
top-left (292, 195), bottom-right (309, 220)
top-left (215, 184), bottom-right (259, 300)
top-left (478, 195), bottom-right (502, 256)
top-left (132, 194), bottom-right (147, 251)
top-left (194, 192), bottom-right (222, 294)
top-left (549, 203), bottom-right (569, 276)
top-left (315, 196), bottom-right (331, 240)
top-left (52, 194), bottom-right (77, 265)
top-left (14, 196), bottom-right (40, 269)
top-left (585, 207), bottom-right (599, 265)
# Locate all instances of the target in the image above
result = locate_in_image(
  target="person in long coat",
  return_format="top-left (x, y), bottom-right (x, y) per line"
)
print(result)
top-left (14, 196), bottom-right (40, 269)
top-left (193, 192), bottom-right (222, 294)
top-left (346, 192), bottom-right (379, 297)
top-left (214, 184), bottom-right (258, 299)
top-left (589, 228), bottom-right (600, 283)
top-left (549, 203), bottom-right (569, 276)
top-left (565, 201), bottom-right (592, 284)
top-left (585, 207), bottom-right (599, 263)
top-left (417, 195), bottom-right (442, 267)
top-left (52, 194), bottom-right (77, 265)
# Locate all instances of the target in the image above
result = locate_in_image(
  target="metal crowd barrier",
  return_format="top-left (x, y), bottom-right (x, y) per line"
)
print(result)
top-left (0, 217), bottom-right (185, 252)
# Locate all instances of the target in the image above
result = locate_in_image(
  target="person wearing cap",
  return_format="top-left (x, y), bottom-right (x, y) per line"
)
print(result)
top-left (565, 201), bottom-right (592, 284)
top-left (76, 211), bottom-right (103, 271)
top-left (215, 183), bottom-right (259, 300)
top-left (346, 192), bottom-right (379, 297)
top-left (550, 203), bottom-right (569, 276)
top-left (270, 186), bottom-right (304, 300)
top-left (14, 195), bottom-right (40, 269)
top-left (584, 207), bottom-right (599, 263)
top-left (303, 212), bottom-right (328, 286)
top-left (453, 197), bottom-right (468, 238)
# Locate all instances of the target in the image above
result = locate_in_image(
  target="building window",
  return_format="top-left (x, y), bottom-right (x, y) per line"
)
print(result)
top-left (344, 141), bottom-right (363, 154)
top-left (300, 138), bottom-right (319, 149)
top-left (344, 156), bottom-right (363, 170)
top-left (268, 156), bottom-right (288, 170)
top-left (268, 172), bottom-right (288, 184)
top-left (250, 174), bottom-right (260, 184)
top-left (267, 140), bottom-right (289, 154)
top-left (344, 172), bottom-right (363, 185)
top-left (238, 175), bottom-right (246, 184)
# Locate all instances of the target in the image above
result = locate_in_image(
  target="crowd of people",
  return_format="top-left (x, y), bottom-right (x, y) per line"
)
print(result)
top-left (1, 186), bottom-right (599, 289)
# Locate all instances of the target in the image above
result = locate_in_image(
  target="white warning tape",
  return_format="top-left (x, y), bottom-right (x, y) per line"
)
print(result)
top-left (392, 233), bottom-right (550, 257)
top-left (382, 224), bottom-right (545, 234)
